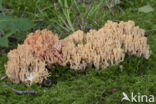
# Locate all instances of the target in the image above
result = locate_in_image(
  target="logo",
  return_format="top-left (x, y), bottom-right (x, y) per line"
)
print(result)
top-left (121, 92), bottom-right (154, 103)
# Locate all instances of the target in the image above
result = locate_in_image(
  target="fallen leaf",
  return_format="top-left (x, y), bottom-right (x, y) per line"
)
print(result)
top-left (138, 4), bottom-right (154, 13)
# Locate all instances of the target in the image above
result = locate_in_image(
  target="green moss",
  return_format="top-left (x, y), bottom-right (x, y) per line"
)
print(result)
top-left (0, 0), bottom-right (156, 103)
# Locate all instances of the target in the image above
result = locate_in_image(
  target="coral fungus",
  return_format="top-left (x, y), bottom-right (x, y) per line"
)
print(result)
top-left (5, 20), bottom-right (151, 86)
top-left (103, 20), bottom-right (150, 58)
top-left (24, 29), bottom-right (64, 65)
top-left (61, 20), bottom-right (150, 70)
top-left (5, 44), bottom-right (49, 86)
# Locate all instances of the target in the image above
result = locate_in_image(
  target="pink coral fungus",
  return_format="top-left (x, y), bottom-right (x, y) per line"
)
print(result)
top-left (24, 29), bottom-right (64, 65)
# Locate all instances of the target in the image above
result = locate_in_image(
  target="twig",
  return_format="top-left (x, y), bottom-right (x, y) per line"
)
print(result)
top-left (2, 82), bottom-right (37, 95)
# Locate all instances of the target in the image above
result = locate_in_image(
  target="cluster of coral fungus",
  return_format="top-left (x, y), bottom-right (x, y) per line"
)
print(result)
top-left (5, 29), bottom-right (61, 86)
top-left (5, 20), bottom-right (151, 86)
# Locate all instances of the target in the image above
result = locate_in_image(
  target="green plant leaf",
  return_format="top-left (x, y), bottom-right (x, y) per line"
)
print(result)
top-left (0, 0), bottom-right (2, 11)
top-left (138, 4), bottom-right (154, 13)
top-left (57, 0), bottom-right (75, 32)
top-left (0, 15), bottom-right (32, 47)
top-left (0, 15), bottom-right (32, 32)
top-left (0, 37), bottom-right (8, 47)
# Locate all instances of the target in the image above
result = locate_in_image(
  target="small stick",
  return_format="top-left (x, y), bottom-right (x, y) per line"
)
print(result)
top-left (2, 82), bottom-right (37, 95)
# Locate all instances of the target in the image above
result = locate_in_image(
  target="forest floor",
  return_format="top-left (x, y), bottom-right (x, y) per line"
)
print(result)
top-left (0, 0), bottom-right (156, 104)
